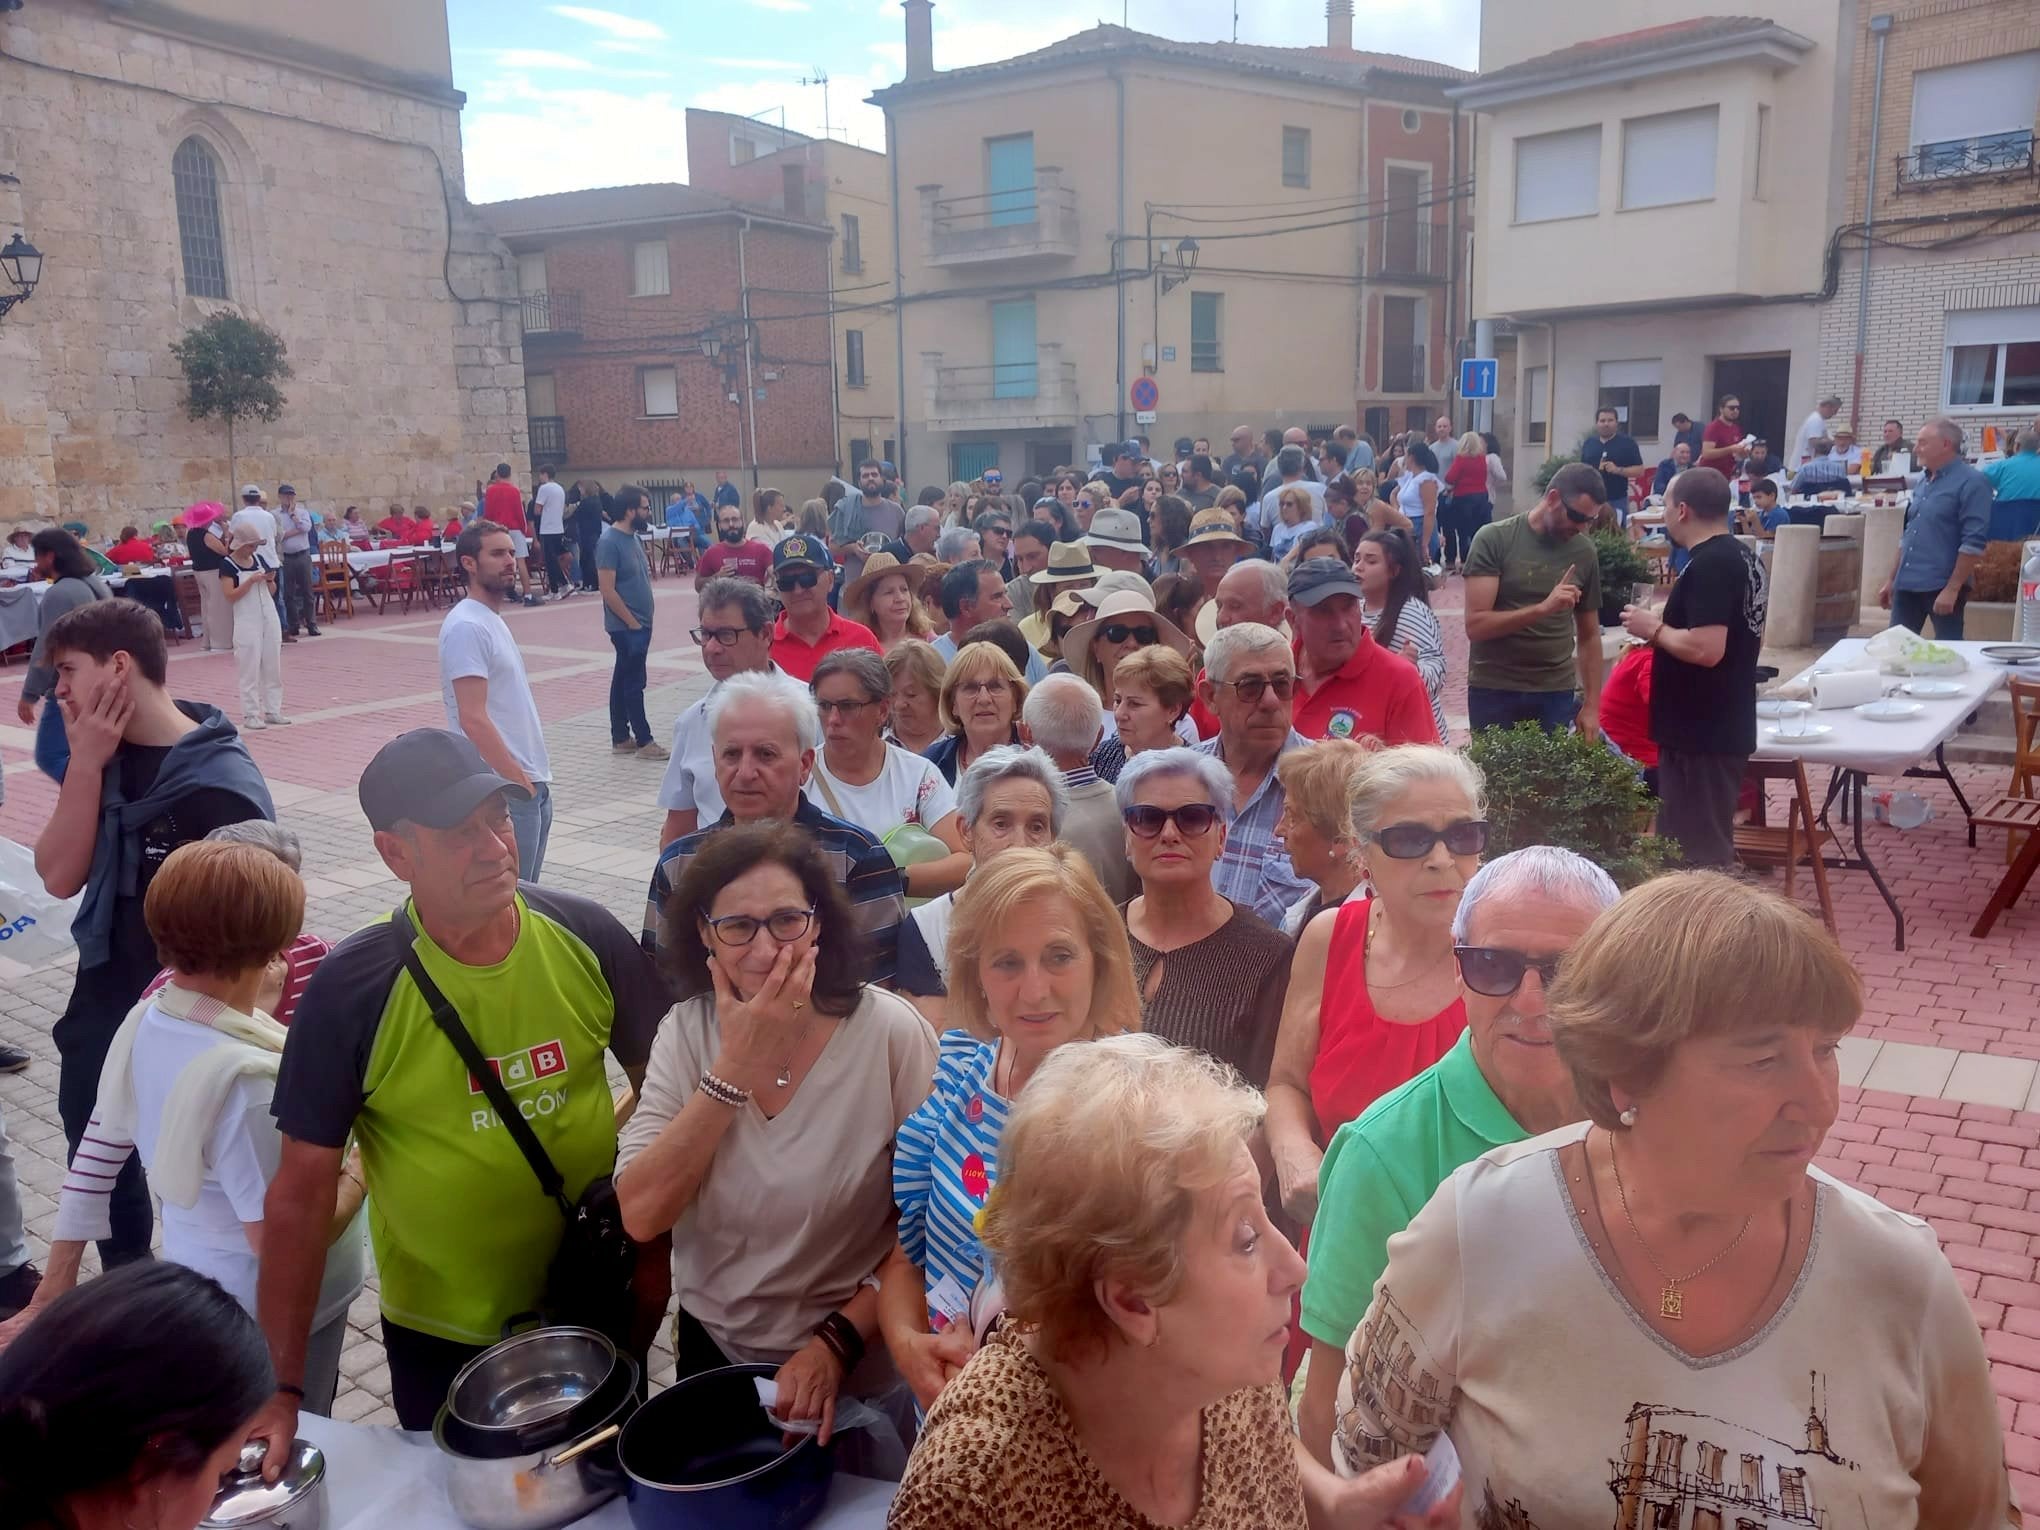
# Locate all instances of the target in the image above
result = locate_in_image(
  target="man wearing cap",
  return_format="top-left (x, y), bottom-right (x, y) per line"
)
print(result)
top-left (1084, 506), bottom-right (1150, 576)
top-left (275, 485), bottom-right (320, 638)
top-left (1192, 621), bottom-right (1313, 925)
top-left (1100, 441), bottom-right (1148, 508)
top-left (1288, 559), bottom-right (1438, 746)
top-left (233, 486), bottom-right (293, 644)
top-left (440, 522), bottom-right (554, 880)
top-left (769, 535), bottom-right (881, 683)
top-left (252, 728), bottom-right (665, 1439)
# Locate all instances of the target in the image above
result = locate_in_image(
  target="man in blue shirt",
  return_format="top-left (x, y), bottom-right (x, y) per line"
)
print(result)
top-left (1984, 423), bottom-right (2040, 501)
top-left (1668, 411), bottom-right (1706, 463)
top-left (1650, 440), bottom-right (1693, 496)
top-left (1879, 417), bottom-right (1991, 641)
top-left (711, 470), bottom-right (742, 511)
top-left (1790, 441), bottom-right (1851, 496)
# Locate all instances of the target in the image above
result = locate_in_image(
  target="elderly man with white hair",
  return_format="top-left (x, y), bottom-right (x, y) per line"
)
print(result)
top-left (1021, 674), bottom-right (1135, 904)
top-left (1293, 845), bottom-right (1621, 1465)
top-left (888, 503), bottom-right (941, 562)
top-left (1188, 558), bottom-right (1288, 735)
top-left (1193, 622), bottom-right (1312, 924)
top-left (641, 669), bottom-right (906, 981)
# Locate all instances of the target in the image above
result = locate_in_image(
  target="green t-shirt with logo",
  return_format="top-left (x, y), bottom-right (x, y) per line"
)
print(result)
top-left (274, 886), bottom-right (666, 1345)
top-left (1462, 512), bottom-right (1601, 694)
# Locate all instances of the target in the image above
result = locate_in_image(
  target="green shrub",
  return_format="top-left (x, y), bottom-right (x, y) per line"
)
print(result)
top-left (1590, 529), bottom-right (1653, 605)
top-left (1466, 722), bottom-right (1678, 888)
top-left (1531, 451), bottom-right (1580, 493)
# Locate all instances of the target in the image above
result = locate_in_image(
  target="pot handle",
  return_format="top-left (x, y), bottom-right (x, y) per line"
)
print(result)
top-left (532, 1423), bottom-right (621, 1477)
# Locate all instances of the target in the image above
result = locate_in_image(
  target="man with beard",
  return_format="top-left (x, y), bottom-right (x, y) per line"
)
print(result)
top-left (596, 486), bottom-right (667, 762)
top-left (692, 501), bottom-right (772, 588)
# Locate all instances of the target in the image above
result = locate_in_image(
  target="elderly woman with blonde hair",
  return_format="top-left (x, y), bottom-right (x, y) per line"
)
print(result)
top-left (1329, 872), bottom-right (2015, 1527)
top-left (1273, 738), bottom-right (1372, 935)
top-left (890, 1033), bottom-right (1458, 1529)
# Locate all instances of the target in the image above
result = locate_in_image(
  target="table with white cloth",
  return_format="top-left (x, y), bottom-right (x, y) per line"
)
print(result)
top-left (297, 1412), bottom-right (894, 1530)
top-left (1755, 637), bottom-right (2013, 949)
top-left (7, 567), bottom-right (188, 636)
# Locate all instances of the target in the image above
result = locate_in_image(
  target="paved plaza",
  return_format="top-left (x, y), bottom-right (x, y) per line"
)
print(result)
top-left (1, 576), bottom-right (2038, 1497)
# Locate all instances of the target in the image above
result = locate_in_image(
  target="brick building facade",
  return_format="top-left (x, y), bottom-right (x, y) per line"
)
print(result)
top-left (480, 184), bottom-right (837, 501)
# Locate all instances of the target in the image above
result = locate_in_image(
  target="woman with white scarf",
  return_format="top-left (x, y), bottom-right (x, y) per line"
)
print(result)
top-left (0, 842), bottom-right (367, 1414)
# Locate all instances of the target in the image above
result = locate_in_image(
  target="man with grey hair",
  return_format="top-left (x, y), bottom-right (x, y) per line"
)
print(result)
top-left (1878, 416), bottom-right (1989, 641)
top-left (1294, 844), bottom-right (1620, 1466)
top-left (1790, 392), bottom-right (1843, 469)
top-left (885, 503), bottom-right (941, 563)
top-left (1261, 425), bottom-right (1321, 494)
top-left (658, 576), bottom-right (781, 852)
top-left (1188, 559), bottom-right (1290, 736)
top-left (934, 525), bottom-right (981, 565)
top-left (1021, 674), bottom-right (1135, 903)
top-left (641, 668), bottom-right (904, 979)
top-left (1194, 622), bottom-right (1311, 923)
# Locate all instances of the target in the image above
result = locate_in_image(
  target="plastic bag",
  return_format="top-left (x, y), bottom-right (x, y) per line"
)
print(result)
top-left (0, 836), bottom-right (80, 970)
top-left (1863, 626), bottom-right (1965, 675)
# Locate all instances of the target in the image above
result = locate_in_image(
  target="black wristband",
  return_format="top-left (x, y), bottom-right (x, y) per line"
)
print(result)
top-left (277, 1383), bottom-right (306, 1401)
top-left (816, 1310), bottom-right (865, 1373)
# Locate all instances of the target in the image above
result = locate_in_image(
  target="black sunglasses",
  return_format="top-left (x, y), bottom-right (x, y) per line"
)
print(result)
top-left (1123, 803), bottom-right (1222, 838)
top-left (1100, 623), bottom-right (1158, 646)
top-left (691, 624), bottom-right (761, 646)
top-left (1454, 945), bottom-right (1562, 998)
top-left (776, 569), bottom-right (821, 592)
top-left (1369, 819), bottom-right (1489, 859)
top-left (1219, 674), bottom-right (1295, 703)
top-left (1562, 502), bottom-right (1598, 525)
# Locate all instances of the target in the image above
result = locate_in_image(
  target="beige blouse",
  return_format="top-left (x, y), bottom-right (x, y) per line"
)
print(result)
top-left (617, 983), bottom-right (936, 1359)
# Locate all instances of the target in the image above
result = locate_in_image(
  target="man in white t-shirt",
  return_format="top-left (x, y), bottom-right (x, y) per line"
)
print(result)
top-left (656, 575), bottom-right (778, 854)
top-left (232, 486), bottom-right (293, 644)
top-left (532, 465), bottom-right (571, 600)
top-left (1790, 394), bottom-right (1841, 468)
top-left (438, 522), bottom-right (554, 880)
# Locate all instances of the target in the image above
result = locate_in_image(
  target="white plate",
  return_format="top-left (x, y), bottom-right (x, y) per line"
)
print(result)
top-left (1765, 723), bottom-right (1835, 740)
top-left (1899, 679), bottom-right (1965, 699)
top-left (1854, 699), bottom-right (1924, 722)
top-left (1755, 698), bottom-right (1802, 718)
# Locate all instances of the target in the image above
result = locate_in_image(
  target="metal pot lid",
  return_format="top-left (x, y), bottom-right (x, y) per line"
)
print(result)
top-left (202, 1440), bottom-right (325, 1527)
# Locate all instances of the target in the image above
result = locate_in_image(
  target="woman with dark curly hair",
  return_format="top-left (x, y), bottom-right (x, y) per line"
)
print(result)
top-left (1147, 492), bottom-right (1195, 576)
top-left (617, 821), bottom-right (937, 1444)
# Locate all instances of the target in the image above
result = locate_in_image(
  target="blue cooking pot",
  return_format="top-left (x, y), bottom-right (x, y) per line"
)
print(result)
top-left (616, 1363), bottom-right (834, 1530)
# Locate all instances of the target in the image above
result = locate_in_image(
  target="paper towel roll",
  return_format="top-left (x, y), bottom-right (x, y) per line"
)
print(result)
top-left (1812, 669), bottom-right (1883, 710)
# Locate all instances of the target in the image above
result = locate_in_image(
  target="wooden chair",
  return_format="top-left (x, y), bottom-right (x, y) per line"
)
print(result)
top-left (1971, 798), bottom-right (2040, 937)
top-left (382, 551), bottom-right (426, 615)
top-left (2002, 677), bottom-right (2040, 864)
top-left (171, 569), bottom-right (204, 645)
top-left (1733, 757), bottom-right (1838, 935)
top-left (313, 541), bottom-right (355, 624)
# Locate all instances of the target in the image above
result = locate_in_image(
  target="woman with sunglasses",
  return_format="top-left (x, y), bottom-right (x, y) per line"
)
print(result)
top-left (1265, 746), bottom-right (1485, 1228)
top-left (1078, 481), bottom-right (1113, 536)
top-left (925, 641), bottom-right (1028, 784)
top-left (1065, 589), bottom-right (1192, 720)
top-left (1116, 748), bottom-right (1293, 1089)
top-left (1355, 529), bottom-right (1450, 743)
top-left (618, 821), bottom-right (938, 1450)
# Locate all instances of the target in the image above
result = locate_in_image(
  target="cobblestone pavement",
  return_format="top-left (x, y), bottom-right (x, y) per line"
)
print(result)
top-left (1, 574), bottom-right (2037, 1479)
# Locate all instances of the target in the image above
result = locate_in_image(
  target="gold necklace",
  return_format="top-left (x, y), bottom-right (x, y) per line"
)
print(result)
top-left (1607, 1129), bottom-right (1753, 1321)
top-left (1364, 901), bottom-right (1454, 991)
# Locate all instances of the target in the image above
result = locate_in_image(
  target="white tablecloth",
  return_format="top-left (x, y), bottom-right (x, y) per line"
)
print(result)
top-left (11, 565), bottom-right (173, 595)
top-left (1754, 637), bottom-right (2013, 776)
top-left (298, 1412), bottom-right (894, 1530)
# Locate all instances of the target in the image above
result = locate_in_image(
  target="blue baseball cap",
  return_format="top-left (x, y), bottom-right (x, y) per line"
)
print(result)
top-left (772, 534), bottom-right (834, 573)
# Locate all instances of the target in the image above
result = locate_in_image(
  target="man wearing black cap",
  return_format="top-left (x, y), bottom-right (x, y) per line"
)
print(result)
top-left (768, 535), bottom-right (881, 683)
top-left (1100, 441), bottom-right (1147, 508)
top-left (254, 728), bottom-right (665, 1441)
top-left (275, 485), bottom-right (320, 638)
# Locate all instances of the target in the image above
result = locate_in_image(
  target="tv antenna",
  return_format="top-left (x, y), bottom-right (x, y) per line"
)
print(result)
top-left (799, 69), bottom-right (831, 140)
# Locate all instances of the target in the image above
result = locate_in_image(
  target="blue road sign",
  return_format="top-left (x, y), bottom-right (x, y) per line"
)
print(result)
top-left (1460, 357), bottom-right (1498, 400)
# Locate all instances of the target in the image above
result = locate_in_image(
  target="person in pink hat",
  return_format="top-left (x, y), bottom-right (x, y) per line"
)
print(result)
top-left (182, 503), bottom-right (235, 652)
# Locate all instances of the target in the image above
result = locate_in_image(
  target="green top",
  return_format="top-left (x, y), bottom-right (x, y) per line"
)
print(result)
top-left (1299, 1031), bottom-right (1526, 1348)
top-left (1462, 512), bottom-right (1600, 693)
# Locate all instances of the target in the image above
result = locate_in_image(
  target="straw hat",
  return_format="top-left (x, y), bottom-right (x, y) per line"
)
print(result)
top-left (1064, 589), bottom-right (1191, 693)
top-left (1182, 507), bottom-right (1251, 549)
top-left (1032, 540), bottom-right (1100, 584)
top-left (842, 550), bottom-right (914, 617)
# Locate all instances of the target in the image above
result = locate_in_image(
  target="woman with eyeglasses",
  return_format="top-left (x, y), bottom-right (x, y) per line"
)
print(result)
top-left (1265, 746), bottom-right (1484, 1228)
top-left (1117, 748), bottom-right (1293, 1090)
top-left (808, 649), bottom-right (972, 898)
top-left (925, 641), bottom-right (1028, 784)
top-left (617, 820), bottom-right (938, 1448)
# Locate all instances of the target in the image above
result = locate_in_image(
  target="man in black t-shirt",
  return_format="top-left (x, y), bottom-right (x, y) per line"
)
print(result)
top-left (1579, 407), bottom-right (1647, 520)
top-left (1620, 467), bottom-right (1767, 867)
top-left (1099, 441), bottom-right (1148, 507)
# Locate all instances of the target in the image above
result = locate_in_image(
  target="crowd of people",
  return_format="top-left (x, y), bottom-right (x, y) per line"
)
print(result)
top-left (0, 418), bottom-right (2025, 1530)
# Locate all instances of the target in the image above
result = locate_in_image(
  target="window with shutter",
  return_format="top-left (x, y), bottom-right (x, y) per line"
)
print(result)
top-left (1620, 107), bottom-right (1718, 210)
top-left (1908, 52), bottom-right (2040, 180)
top-left (641, 366), bottom-right (679, 417)
top-left (842, 214), bottom-right (862, 272)
top-left (1513, 126), bottom-right (1601, 223)
top-left (1282, 127), bottom-right (1311, 188)
top-left (1190, 292), bottom-right (1223, 373)
top-left (846, 330), bottom-right (867, 386)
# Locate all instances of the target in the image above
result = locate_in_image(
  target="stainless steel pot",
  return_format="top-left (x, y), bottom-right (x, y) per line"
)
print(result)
top-left (449, 1326), bottom-right (620, 1436)
top-left (438, 1356), bottom-right (638, 1530)
top-left (202, 1441), bottom-right (327, 1530)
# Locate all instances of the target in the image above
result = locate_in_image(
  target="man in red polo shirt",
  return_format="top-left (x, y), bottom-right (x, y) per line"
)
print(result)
top-left (1288, 558), bottom-right (1437, 745)
top-left (481, 463), bottom-right (537, 604)
top-left (767, 534), bottom-right (881, 682)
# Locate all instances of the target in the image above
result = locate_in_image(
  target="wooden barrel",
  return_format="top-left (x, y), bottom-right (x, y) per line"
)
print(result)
top-left (1812, 536), bottom-right (1863, 643)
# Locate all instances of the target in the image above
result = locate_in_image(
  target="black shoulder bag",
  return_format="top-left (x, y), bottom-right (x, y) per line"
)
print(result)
top-left (395, 910), bottom-right (636, 1345)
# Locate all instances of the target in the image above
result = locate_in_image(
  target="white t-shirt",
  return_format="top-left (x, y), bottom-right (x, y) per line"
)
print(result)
top-left (658, 690), bottom-right (725, 825)
top-left (439, 598), bottom-right (553, 784)
top-left (805, 743), bottom-right (956, 839)
top-left (535, 480), bottom-right (567, 536)
top-left (1791, 408), bottom-right (1828, 468)
top-left (747, 520), bottom-right (791, 547)
top-left (229, 505), bottom-right (279, 564)
top-left (1397, 470), bottom-right (1440, 523)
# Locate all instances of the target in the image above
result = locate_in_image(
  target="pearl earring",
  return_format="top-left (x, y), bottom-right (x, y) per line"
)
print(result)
top-left (1619, 1106), bottom-right (1638, 1128)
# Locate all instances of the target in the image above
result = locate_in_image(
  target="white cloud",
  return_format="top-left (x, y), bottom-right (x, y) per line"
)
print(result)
top-left (745, 0), bottom-right (812, 11)
top-left (702, 57), bottom-right (803, 71)
top-left (548, 5), bottom-right (667, 41)
top-left (462, 77), bottom-right (691, 201)
top-left (494, 49), bottom-right (597, 71)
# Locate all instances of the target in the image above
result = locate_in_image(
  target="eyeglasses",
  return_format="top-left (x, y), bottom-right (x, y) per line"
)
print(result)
top-left (1099, 623), bottom-right (1158, 646)
top-left (1217, 673), bottom-right (1295, 704)
top-left (956, 678), bottom-right (1006, 699)
top-left (776, 570), bottom-right (821, 593)
top-left (691, 624), bottom-right (760, 646)
top-left (1454, 945), bottom-right (1562, 997)
top-left (1369, 819), bottom-right (1489, 859)
top-left (1123, 803), bottom-right (1222, 838)
top-left (814, 697), bottom-right (878, 717)
top-left (703, 906), bottom-right (816, 947)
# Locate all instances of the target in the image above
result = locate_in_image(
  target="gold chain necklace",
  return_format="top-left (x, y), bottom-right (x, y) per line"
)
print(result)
top-left (1365, 901), bottom-right (1455, 991)
top-left (1607, 1130), bottom-right (1753, 1321)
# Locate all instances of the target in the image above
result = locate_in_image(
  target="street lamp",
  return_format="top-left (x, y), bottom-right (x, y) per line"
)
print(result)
top-left (1160, 236), bottom-right (1199, 295)
top-left (0, 232), bottom-right (42, 319)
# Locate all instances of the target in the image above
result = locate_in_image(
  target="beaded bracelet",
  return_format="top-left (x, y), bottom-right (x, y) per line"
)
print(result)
top-left (699, 1071), bottom-right (749, 1108)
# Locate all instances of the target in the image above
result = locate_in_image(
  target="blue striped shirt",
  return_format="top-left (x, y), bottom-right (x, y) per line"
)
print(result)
top-left (894, 1030), bottom-right (1006, 1329)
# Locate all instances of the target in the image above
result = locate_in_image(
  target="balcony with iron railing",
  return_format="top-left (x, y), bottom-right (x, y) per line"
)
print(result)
top-left (922, 343), bottom-right (1079, 431)
top-left (519, 289), bottom-right (582, 337)
top-left (919, 170), bottom-right (1079, 267)
top-left (1380, 342), bottom-right (1427, 395)
top-left (1895, 132), bottom-right (2036, 191)
top-left (1371, 219), bottom-right (1450, 282)
top-left (529, 415), bottom-right (568, 466)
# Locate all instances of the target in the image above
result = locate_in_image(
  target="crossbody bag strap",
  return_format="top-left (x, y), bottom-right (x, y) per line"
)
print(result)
top-left (810, 765), bottom-right (846, 821)
top-left (392, 907), bottom-right (573, 1217)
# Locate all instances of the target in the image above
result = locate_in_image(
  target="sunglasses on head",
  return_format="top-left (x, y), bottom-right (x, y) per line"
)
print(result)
top-left (1123, 802), bottom-right (1222, 838)
top-left (1368, 819), bottom-right (1489, 859)
top-left (1100, 623), bottom-right (1158, 646)
top-left (1454, 945), bottom-right (1562, 997)
top-left (776, 569), bottom-right (821, 592)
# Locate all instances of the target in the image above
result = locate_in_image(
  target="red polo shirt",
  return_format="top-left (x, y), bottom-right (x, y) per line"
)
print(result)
top-left (772, 608), bottom-right (882, 682)
top-left (1291, 630), bottom-right (1439, 745)
top-left (482, 479), bottom-right (528, 534)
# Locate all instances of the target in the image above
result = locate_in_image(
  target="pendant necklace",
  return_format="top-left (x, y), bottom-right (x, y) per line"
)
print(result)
top-left (1607, 1129), bottom-right (1752, 1321)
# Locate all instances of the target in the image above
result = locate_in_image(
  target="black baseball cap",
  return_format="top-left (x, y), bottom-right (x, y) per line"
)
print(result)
top-left (359, 728), bottom-right (528, 833)
top-left (277, 483), bottom-right (297, 496)
top-left (1288, 558), bottom-right (1364, 607)
top-left (772, 534), bottom-right (834, 573)
top-left (1114, 440), bottom-right (1142, 462)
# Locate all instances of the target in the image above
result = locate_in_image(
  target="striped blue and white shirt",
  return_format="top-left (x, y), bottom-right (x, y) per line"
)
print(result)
top-left (894, 1030), bottom-right (1006, 1331)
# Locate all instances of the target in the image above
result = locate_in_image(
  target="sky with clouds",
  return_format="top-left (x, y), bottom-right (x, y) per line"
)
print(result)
top-left (448, 0), bottom-right (1480, 204)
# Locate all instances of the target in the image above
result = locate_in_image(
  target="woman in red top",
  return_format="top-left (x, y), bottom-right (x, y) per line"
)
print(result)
top-left (105, 525), bottom-right (159, 566)
top-left (1438, 429), bottom-right (1493, 575)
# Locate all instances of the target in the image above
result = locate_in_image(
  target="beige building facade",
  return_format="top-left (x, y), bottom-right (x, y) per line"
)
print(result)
top-left (871, 5), bottom-right (1470, 486)
top-left (0, 0), bottom-right (525, 534)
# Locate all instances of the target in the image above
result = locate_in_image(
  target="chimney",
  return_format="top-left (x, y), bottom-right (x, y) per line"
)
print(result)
top-left (1326, 0), bottom-right (1354, 52)
top-left (904, 0), bottom-right (934, 81)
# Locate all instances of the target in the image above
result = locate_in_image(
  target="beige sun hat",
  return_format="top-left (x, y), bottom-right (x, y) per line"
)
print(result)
top-left (1063, 589), bottom-right (1191, 692)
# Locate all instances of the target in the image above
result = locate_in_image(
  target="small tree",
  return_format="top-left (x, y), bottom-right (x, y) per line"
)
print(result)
top-left (1466, 721), bottom-right (1679, 888)
top-left (170, 313), bottom-right (292, 500)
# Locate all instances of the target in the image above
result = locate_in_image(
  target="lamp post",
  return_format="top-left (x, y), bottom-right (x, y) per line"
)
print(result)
top-left (0, 232), bottom-right (42, 320)
top-left (1160, 236), bottom-right (1199, 295)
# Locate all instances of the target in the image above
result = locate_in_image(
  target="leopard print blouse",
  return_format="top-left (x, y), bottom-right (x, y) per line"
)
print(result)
top-left (887, 1326), bottom-right (1307, 1529)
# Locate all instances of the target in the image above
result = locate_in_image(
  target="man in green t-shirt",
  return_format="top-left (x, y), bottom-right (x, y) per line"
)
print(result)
top-left (1461, 461), bottom-right (1609, 737)
top-left (1294, 847), bottom-right (1619, 1467)
top-left (252, 729), bottom-right (666, 1444)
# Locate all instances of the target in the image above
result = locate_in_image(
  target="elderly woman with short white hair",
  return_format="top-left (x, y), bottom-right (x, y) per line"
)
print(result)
top-left (889, 1033), bottom-right (1458, 1529)
top-left (1118, 747), bottom-right (1293, 1088)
